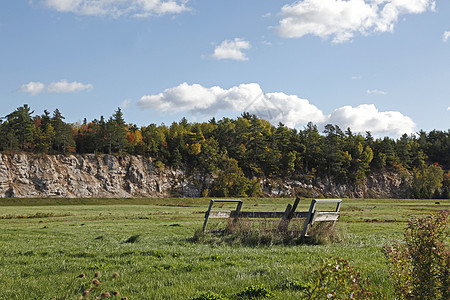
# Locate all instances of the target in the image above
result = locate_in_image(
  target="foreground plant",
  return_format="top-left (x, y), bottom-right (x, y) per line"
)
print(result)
top-left (237, 284), bottom-right (273, 299)
top-left (71, 271), bottom-right (126, 300)
top-left (383, 210), bottom-right (449, 299)
top-left (302, 257), bottom-right (373, 299)
top-left (192, 291), bottom-right (228, 300)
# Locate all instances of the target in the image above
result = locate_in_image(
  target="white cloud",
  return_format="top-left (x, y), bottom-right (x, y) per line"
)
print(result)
top-left (264, 92), bottom-right (326, 127)
top-left (326, 104), bottom-right (415, 136)
top-left (352, 76), bottom-right (362, 80)
top-left (18, 80), bottom-right (93, 95)
top-left (18, 81), bottom-right (46, 96)
top-left (211, 38), bottom-right (251, 61)
top-left (367, 89), bottom-right (387, 95)
top-left (138, 82), bottom-right (415, 136)
top-left (121, 99), bottom-right (132, 109)
top-left (47, 80), bottom-right (93, 93)
top-left (276, 0), bottom-right (436, 43)
top-left (43, 0), bottom-right (189, 17)
top-left (443, 31), bottom-right (450, 42)
top-left (138, 83), bottom-right (325, 126)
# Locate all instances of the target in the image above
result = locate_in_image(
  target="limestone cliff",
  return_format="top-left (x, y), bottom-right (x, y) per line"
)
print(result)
top-left (0, 153), bottom-right (410, 198)
top-left (261, 172), bottom-right (410, 199)
top-left (0, 153), bottom-right (200, 198)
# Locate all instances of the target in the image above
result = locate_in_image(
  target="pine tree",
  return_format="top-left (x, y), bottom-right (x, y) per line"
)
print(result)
top-left (5, 104), bottom-right (35, 150)
top-left (108, 108), bottom-right (128, 154)
top-left (51, 109), bottom-right (75, 154)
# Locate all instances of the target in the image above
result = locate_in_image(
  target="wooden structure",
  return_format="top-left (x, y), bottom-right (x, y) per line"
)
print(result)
top-left (202, 198), bottom-right (342, 238)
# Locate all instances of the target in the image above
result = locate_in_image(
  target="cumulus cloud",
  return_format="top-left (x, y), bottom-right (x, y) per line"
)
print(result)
top-left (276, 0), bottom-right (436, 43)
top-left (138, 83), bottom-right (325, 126)
top-left (138, 82), bottom-right (415, 136)
top-left (43, 0), bottom-right (189, 17)
top-left (46, 80), bottom-right (93, 93)
top-left (327, 104), bottom-right (415, 136)
top-left (443, 31), bottom-right (450, 42)
top-left (18, 81), bottom-right (46, 96)
top-left (211, 38), bottom-right (251, 61)
top-left (367, 89), bottom-right (387, 95)
top-left (18, 80), bottom-right (93, 95)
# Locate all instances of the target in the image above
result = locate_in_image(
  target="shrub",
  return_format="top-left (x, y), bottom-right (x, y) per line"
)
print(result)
top-left (154, 160), bottom-right (165, 170)
top-left (192, 292), bottom-right (228, 300)
top-left (237, 284), bottom-right (273, 299)
top-left (302, 257), bottom-right (373, 299)
top-left (279, 279), bottom-right (309, 291)
top-left (383, 210), bottom-right (449, 299)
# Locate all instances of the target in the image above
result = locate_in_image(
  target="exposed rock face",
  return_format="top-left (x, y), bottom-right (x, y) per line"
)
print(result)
top-left (0, 153), bottom-right (200, 198)
top-left (0, 153), bottom-right (410, 198)
top-left (262, 172), bottom-right (410, 199)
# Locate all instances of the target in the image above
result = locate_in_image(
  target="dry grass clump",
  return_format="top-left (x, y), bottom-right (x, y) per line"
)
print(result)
top-left (307, 221), bottom-right (342, 244)
top-left (192, 218), bottom-right (341, 246)
top-left (68, 271), bottom-right (126, 299)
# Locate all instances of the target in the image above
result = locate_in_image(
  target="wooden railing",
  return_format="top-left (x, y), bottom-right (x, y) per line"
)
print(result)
top-left (202, 197), bottom-right (342, 238)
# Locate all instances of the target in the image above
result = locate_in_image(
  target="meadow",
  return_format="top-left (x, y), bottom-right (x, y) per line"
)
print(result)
top-left (0, 197), bottom-right (448, 299)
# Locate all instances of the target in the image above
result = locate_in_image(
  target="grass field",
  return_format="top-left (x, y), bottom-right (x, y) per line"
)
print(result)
top-left (0, 197), bottom-right (448, 299)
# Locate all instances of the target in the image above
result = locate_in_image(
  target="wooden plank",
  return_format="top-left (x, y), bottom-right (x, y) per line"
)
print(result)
top-left (278, 204), bottom-right (293, 231)
top-left (202, 200), bottom-right (215, 232)
top-left (290, 212), bottom-right (309, 218)
top-left (208, 210), bottom-right (310, 220)
top-left (208, 210), bottom-right (233, 219)
top-left (312, 212), bottom-right (340, 222)
top-left (302, 200), bottom-right (317, 238)
top-left (287, 197), bottom-right (300, 219)
top-left (313, 199), bottom-right (342, 204)
top-left (211, 199), bottom-right (244, 203)
top-left (229, 211), bottom-right (309, 219)
top-left (203, 199), bottom-right (243, 231)
top-left (234, 211), bottom-right (286, 218)
top-left (236, 201), bottom-right (243, 213)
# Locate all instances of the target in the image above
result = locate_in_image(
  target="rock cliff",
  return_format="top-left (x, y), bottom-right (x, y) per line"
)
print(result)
top-left (261, 172), bottom-right (410, 199)
top-left (0, 153), bottom-right (410, 198)
top-left (0, 153), bottom-right (200, 198)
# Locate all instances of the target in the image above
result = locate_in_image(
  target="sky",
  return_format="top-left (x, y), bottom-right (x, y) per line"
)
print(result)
top-left (0, 0), bottom-right (449, 138)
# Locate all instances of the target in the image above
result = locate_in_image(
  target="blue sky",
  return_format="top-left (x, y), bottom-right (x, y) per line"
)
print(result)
top-left (1, 0), bottom-right (449, 137)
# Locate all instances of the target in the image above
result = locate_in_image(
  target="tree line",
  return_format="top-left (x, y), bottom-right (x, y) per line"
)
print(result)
top-left (1, 105), bottom-right (449, 198)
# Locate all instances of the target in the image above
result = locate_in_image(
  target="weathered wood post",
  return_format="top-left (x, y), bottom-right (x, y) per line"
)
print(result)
top-left (202, 200), bottom-right (215, 232)
top-left (278, 197), bottom-right (300, 232)
top-left (301, 199), bottom-right (342, 238)
top-left (202, 199), bottom-right (244, 232)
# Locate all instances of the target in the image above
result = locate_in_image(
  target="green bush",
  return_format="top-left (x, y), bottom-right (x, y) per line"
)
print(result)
top-left (302, 257), bottom-right (373, 299)
top-left (237, 284), bottom-right (273, 299)
top-left (192, 292), bottom-right (228, 300)
top-left (383, 211), bottom-right (449, 299)
top-left (279, 279), bottom-right (309, 291)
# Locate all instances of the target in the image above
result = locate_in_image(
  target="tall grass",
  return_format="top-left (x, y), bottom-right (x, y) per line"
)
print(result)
top-left (0, 198), bottom-right (447, 299)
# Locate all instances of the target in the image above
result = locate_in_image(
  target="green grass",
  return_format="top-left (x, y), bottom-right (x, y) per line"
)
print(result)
top-left (0, 197), bottom-right (448, 299)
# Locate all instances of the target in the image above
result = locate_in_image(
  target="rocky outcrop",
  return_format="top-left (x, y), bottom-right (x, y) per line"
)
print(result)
top-left (0, 153), bottom-right (201, 198)
top-left (262, 172), bottom-right (410, 199)
top-left (0, 152), bottom-right (410, 198)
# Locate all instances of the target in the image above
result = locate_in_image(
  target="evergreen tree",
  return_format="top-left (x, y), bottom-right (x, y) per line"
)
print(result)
top-left (107, 108), bottom-right (128, 154)
top-left (5, 104), bottom-right (35, 150)
top-left (300, 122), bottom-right (324, 174)
top-left (51, 109), bottom-right (75, 154)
